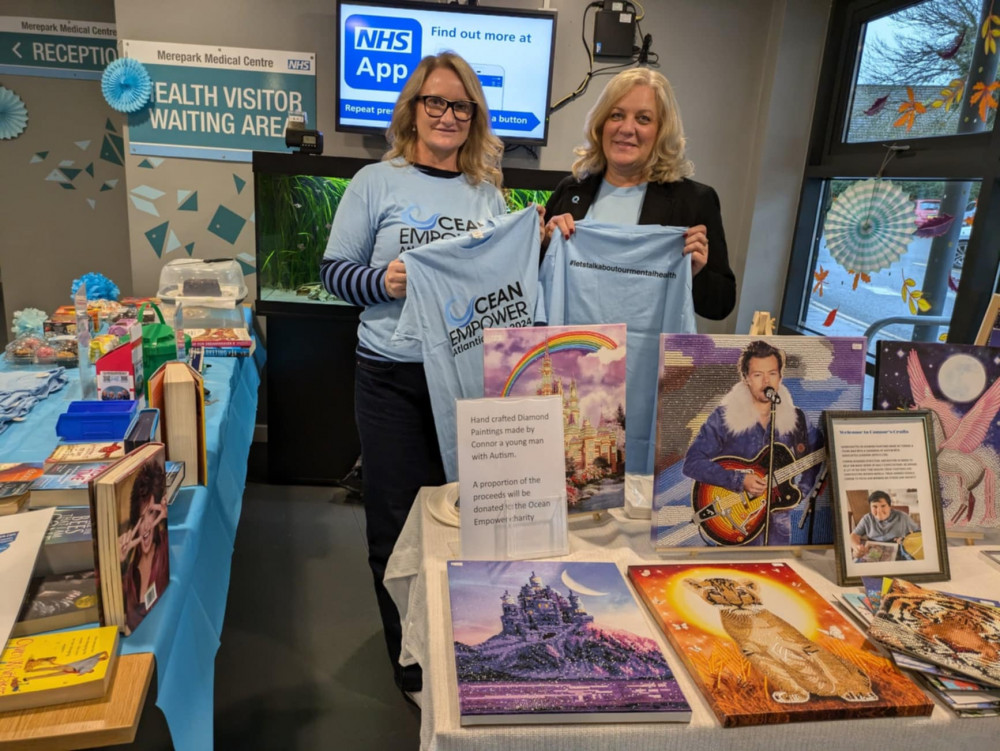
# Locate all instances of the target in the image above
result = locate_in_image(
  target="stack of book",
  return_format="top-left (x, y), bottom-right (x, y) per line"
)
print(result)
top-left (0, 462), bottom-right (42, 515)
top-left (839, 576), bottom-right (1000, 718)
top-left (187, 327), bottom-right (254, 358)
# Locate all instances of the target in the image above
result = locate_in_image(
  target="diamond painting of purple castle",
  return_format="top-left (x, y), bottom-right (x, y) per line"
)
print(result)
top-left (499, 570), bottom-right (594, 639)
top-left (451, 570), bottom-right (691, 722)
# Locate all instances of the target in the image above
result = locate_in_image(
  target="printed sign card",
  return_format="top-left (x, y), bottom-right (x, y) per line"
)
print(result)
top-left (457, 396), bottom-right (567, 559)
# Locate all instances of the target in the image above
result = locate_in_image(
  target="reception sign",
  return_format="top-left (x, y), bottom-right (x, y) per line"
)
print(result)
top-left (0, 16), bottom-right (117, 79)
top-left (122, 39), bottom-right (316, 163)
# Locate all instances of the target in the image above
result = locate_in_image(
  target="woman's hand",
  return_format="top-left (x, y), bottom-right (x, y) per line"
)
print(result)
top-left (543, 213), bottom-right (576, 249)
top-left (535, 204), bottom-right (546, 247)
top-left (384, 259), bottom-right (407, 299)
top-left (684, 224), bottom-right (709, 276)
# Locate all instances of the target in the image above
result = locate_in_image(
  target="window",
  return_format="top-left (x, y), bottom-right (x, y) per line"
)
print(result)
top-left (782, 0), bottom-right (1000, 354)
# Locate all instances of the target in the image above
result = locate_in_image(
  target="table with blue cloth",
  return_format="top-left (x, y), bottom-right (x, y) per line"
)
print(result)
top-left (0, 353), bottom-right (260, 750)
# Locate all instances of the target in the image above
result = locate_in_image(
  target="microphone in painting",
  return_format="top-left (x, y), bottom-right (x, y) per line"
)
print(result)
top-left (764, 386), bottom-right (781, 404)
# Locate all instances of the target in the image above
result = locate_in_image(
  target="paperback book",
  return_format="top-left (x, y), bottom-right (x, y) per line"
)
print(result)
top-left (0, 625), bottom-right (119, 712)
top-left (147, 362), bottom-right (206, 486)
top-left (46, 442), bottom-right (126, 465)
top-left (165, 461), bottom-right (185, 505)
top-left (0, 463), bottom-right (44, 515)
top-left (447, 559), bottom-right (691, 725)
top-left (187, 327), bottom-right (252, 348)
top-left (626, 562), bottom-right (932, 727)
top-left (36, 506), bottom-right (93, 577)
top-left (12, 570), bottom-right (99, 637)
top-left (29, 461), bottom-right (114, 508)
top-left (124, 408), bottom-right (160, 454)
top-left (89, 443), bottom-right (170, 636)
top-left (482, 325), bottom-right (627, 513)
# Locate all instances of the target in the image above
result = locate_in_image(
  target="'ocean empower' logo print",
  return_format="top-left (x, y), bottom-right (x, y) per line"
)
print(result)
top-left (398, 207), bottom-right (486, 250)
top-left (446, 282), bottom-right (531, 356)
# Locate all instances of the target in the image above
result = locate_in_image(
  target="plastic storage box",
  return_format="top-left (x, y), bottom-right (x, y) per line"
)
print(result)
top-left (56, 400), bottom-right (138, 441)
top-left (156, 258), bottom-right (248, 307)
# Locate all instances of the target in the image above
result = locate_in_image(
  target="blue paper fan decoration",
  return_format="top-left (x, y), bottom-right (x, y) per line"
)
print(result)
top-left (0, 86), bottom-right (28, 140)
top-left (823, 179), bottom-right (914, 273)
top-left (71, 272), bottom-right (120, 301)
top-left (101, 57), bottom-right (152, 113)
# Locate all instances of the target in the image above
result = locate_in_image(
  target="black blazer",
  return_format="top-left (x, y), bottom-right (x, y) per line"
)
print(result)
top-left (543, 173), bottom-right (736, 320)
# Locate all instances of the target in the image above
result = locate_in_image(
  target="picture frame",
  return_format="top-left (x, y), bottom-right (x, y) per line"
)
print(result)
top-left (824, 410), bottom-right (950, 586)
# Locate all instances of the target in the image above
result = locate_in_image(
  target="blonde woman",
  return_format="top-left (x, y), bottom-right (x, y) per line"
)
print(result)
top-left (543, 68), bottom-right (735, 320)
top-left (320, 52), bottom-right (506, 695)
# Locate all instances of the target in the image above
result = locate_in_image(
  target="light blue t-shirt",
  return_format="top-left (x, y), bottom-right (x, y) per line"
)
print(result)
top-left (539, 221), bottom-right (695, 473)
top-left (322, 159), bottom-right (506, 362)
top-left (586, 179), bottom-right (647, 224)
top-left (394, 208), bottom-right (541, 482)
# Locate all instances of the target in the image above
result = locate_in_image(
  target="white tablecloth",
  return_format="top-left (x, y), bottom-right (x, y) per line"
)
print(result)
top-left (384, 483), bottom-right (1000, 751)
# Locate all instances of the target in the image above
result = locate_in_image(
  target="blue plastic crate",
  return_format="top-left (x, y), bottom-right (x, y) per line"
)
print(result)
top-left (56, 400), bottom-right (138, 441)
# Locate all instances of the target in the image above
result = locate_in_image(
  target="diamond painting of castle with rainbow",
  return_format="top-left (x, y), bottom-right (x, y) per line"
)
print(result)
top-left (483, 324), bottom-right (626, 512)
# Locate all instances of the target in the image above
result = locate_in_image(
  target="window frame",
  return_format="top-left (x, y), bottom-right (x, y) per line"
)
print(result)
top-left (780, 0), bottom-right (1000, 346)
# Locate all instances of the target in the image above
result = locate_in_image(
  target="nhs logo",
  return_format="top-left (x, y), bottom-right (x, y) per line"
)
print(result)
top-left (287, 59), bottom-right (312, 71)
top-left (345, 14), bottom-right (422, 92)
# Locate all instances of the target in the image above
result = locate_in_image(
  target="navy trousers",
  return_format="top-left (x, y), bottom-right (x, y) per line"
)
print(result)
top-left (354, 354), bottom-right (445, 692)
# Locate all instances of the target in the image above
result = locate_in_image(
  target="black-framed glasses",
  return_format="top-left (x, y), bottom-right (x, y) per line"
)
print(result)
top-left (417, 95), bottom-right (476, 121)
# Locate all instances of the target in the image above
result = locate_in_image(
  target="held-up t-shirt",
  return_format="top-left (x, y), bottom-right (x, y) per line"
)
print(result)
top-left (394, 207), bottom-right (542, 481)
top-left (321, 160), bottom-right (506, 362)
top-left (539, 221), bottom-right (695, 473)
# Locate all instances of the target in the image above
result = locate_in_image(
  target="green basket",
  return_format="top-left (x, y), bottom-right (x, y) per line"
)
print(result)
top-left (137, 302), bottom-right (191, 376)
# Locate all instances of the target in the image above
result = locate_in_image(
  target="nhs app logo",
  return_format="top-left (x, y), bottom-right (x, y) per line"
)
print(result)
top-left (345, 15), bottom-right (422, 92)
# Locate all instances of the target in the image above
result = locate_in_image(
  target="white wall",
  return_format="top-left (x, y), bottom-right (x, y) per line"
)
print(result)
top-left (0, 0), bottom-right (129, 329)
top-left (2, 0), bottom-right (830, 332)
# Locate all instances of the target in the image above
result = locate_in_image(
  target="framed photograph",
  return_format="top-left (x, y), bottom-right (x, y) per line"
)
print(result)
top-left (824, 410), bottom-right (950, 586)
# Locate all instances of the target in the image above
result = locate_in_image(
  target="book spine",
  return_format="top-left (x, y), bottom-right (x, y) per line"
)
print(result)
top-left (190, 340), bottom-right (251, 349)
top-left (197, 346), bottom-right (252, 357)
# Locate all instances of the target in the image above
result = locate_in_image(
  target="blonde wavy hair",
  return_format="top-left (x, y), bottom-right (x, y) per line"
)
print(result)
top-left (384, 52), bottom-right (503, 188)
top-left (571, 68), bottom-right (694, 184)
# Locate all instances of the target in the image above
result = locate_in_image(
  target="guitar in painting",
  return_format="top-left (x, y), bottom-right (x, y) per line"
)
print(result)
top-left (690, 446), bottom-right (826, 545)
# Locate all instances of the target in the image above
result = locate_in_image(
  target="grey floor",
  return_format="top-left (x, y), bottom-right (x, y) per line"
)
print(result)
top-left (107, 466), bottom-right (422, 749)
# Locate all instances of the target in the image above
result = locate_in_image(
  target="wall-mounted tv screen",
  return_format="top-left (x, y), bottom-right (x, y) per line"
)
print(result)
top-left (336, 0), bottom-right (557, 145)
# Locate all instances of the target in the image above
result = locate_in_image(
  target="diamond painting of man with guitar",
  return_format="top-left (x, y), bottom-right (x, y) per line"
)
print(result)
top-left (651, 336), bottom-right (867, 551)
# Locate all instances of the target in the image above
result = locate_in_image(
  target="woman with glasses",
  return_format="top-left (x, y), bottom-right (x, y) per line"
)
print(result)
top-left (542, 68), bottom-right (736, 320)
top-left (320, 52), bottom-right (505, 696)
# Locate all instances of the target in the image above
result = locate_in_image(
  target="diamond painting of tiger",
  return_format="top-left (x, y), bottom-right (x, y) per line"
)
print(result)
top-left (869, 578), bottom-right (1000, 687)
top-left (685, 577), bottom-right (878, 704)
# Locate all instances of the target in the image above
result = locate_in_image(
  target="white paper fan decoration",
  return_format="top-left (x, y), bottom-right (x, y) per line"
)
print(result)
top-left (823, 179), bottom-right (914, 273)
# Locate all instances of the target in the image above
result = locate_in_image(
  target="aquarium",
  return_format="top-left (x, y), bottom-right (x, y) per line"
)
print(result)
top-left (252, 153), bottom-right (567, 312)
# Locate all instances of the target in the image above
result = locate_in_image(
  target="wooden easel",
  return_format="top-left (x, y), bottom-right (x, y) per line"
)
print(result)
top-left (749, 311), bottom-right (776, 336)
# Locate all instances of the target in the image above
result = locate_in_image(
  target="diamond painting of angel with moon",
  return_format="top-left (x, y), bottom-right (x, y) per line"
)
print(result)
top-left (874, 341), bottom-right (1000, 530)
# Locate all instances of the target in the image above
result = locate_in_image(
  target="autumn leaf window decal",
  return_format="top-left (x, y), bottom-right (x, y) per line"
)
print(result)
top-left (894, 87), bottom-right (926, 132)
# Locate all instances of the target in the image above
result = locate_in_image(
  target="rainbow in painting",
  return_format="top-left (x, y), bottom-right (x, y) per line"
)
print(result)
top-left (499, 330), bottom-right (619, 395)
top-left (483, 324), bottom-right (626, 512)
top-left (626, 562), bottom-right (932, 727)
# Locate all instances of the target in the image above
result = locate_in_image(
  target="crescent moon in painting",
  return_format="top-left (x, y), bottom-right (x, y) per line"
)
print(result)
top-left (561, 570), bottom-right (607, 596)
top-left (937, 354), bottom-right (986, 403)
